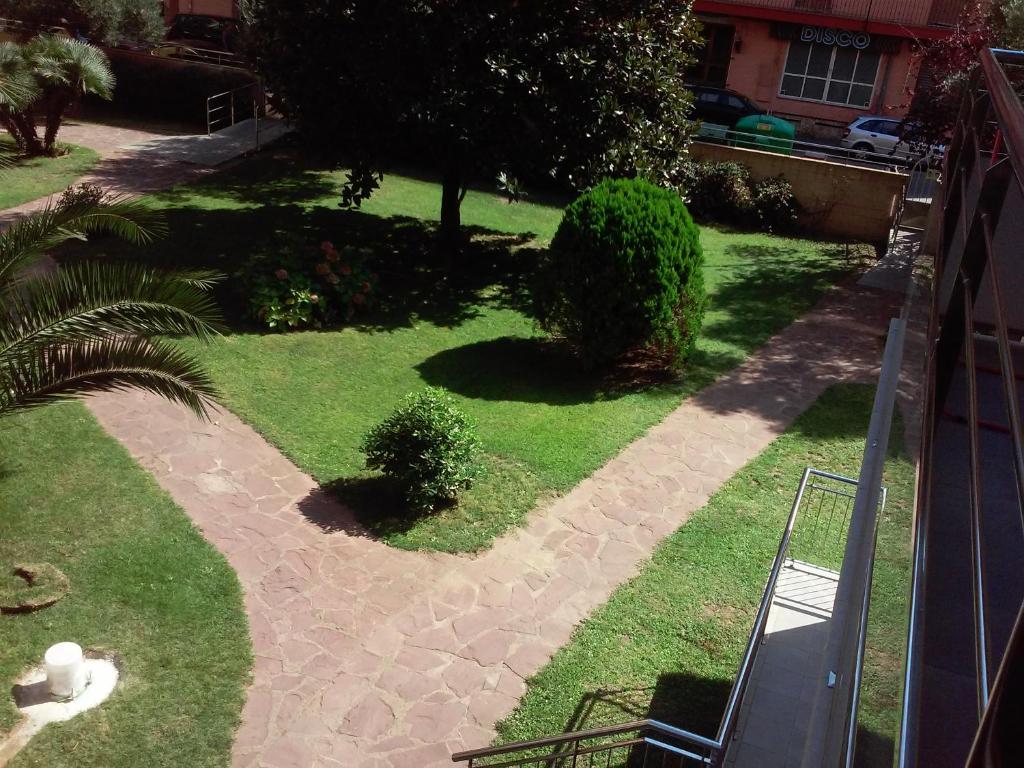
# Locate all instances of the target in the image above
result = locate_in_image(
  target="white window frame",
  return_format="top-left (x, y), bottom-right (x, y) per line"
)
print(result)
top-left (777, 40), bottom-right (881, 109)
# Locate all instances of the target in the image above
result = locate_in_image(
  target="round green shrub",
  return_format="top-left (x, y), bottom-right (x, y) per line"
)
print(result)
top-left (362, 387), bottom-right (483, 513)
top-left (534, 177), bottom-right (706, 367)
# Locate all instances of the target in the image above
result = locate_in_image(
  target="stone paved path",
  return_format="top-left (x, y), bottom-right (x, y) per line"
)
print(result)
top-left (1, 117), bottom-right (287, 225)
top-left (0, 121), bottom-right (214, 225)
top-left (85, 281), bottom-right (901, 768)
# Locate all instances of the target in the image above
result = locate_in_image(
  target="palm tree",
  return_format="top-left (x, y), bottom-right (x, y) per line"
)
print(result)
top-left (0, 40), bottom-right (42, 156)
top-left (0, 34), bottom-right (113, 156)
top-left (0, 197), bottom-right (223, 418)
top-left (25, 34), bottom-right (114, 153)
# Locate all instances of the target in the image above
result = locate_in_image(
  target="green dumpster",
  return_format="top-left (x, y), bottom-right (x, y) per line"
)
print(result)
top-left (731, 114), bottom-right (796, 155)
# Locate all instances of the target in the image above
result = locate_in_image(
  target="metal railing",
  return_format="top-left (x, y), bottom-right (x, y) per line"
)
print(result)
top-left (693, 0), bottom-right (955, 28)
top-left (150, 43), bottom-right (251, 70)
top-left (453, 468), bottom-right (875, 768)
top-left (695, 124), bottom-right (939, 173)
top-left (898, 47), bottom-right (1024, 767)
top-left (206, 82), bottom-right (267, 141)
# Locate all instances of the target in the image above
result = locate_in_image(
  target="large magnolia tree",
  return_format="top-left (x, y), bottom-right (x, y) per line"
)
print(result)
top-left (241, 0), bottom-right (701, 242)
top-left (0, 0), bottom-right (164, 46)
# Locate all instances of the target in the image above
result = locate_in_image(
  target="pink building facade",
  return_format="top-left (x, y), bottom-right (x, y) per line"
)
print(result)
top-left (163, 0), bottom-right (239, 24)
top-left (691, 0), bottom-right (969, 138)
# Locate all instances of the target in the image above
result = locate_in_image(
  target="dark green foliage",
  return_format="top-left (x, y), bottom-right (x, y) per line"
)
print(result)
top-left (0, 199), bottom-right (223, 418)
top-left (674, 160), bottom-right (754, 224)
top-left (751, 176), bottom-right (799, 233)
top-left (534, 178), bottom-right (706, 368)
top-left (241, 0), bottom-right (701, 237)
top-left (674, 160), bottom-right (800, 232)
top-left (56, 182), bottom-right (108, 210)
top-left (0, 0), bottom-right (164, 45)
top-left (362, 387), bottom-right (483, 513)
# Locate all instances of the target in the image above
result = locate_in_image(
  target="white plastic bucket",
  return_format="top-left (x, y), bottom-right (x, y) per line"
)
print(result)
top-left (45, 642), bottom-right (88, 699)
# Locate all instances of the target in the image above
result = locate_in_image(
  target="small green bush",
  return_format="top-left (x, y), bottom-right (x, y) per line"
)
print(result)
top-left (751, 176), bottom-right (799, 232)
top-left (673, 160), bottom-right (800, 232)
top-left (534, 177), bottom-right (706, 368)
top-left (56, 183), bottom-right (109, 211)
top-left (362, 387), bottom-right (483, 512)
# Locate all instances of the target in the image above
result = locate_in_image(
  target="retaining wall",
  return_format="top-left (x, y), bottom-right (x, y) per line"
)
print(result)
top-left (689, 141), bottom-right (906, 246)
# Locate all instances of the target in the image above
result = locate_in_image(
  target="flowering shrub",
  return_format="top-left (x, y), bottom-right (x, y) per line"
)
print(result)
top-left (238, 237), bottom-right (377, 330)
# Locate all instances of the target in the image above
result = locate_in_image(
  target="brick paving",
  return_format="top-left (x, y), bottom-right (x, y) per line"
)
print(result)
top-left (84, 280), bottom-right (901, 768)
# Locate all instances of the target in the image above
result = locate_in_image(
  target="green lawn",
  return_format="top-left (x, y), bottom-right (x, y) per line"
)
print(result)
top-left (494, 384), bottom-right (913, 768)
top-left (66, 152), bottom-right (869, 552)
top-left (0, 136), bottom-right (100, 211)
top-left (0, 403), bottom-right (251, 767)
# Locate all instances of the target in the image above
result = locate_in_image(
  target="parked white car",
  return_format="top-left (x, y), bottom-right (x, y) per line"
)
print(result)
top-left (840, 116), bottom-right (944, 165)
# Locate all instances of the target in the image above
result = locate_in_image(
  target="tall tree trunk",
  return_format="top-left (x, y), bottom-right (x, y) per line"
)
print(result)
top-left (11, 110), bottom-right (44, 156)
top-left (439, 160), bottom-right (463, 246)
top-left (0, 111), bottom-right (28, 153)
top-left (44, 89), bottom-right (75, 154)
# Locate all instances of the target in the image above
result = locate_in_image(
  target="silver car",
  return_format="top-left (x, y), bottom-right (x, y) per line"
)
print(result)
top-left (840, 116), bottom-right (943, 164)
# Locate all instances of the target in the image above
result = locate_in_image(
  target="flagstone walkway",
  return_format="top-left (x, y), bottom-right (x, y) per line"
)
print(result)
top-left (85, 280), bottom-right (901, 768)
top-left (1, 117), bottom-right (287, 225)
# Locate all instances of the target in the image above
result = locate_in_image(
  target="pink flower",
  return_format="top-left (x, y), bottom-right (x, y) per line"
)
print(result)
top-left (352, 292), bottom-right (366, 306)
top-left (320, 240), bottom-right (334, 253)
top-left (360, 280), bottom-right (371, 293)
top-left (310, 293), bottom-right (319, 304)
top-left (325, 249), bottom-right (339, 262)
top-left (274, 268), bottom-right (289, 280)
top-left (326, 273), bottom-right (340, 284)
top-left (315, 262), bottom-right (331, 275)
top-left (339, 263), bottom-right (353, 276)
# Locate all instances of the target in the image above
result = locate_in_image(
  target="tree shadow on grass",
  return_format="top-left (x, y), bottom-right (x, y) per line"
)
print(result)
top-left (416, 336), bottom-right (596, 405)
top-left (416, 335), bottom-right (690, 406)
top-left (57, 200), bottom-right (542, 333)
top-left (702, 244), bottom-right (864, 353)
top-left (853, 726), bottom-right (896, 768)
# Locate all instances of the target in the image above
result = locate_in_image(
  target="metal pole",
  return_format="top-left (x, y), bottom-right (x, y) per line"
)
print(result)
top-left (962, 280), bottom-right (991, 713)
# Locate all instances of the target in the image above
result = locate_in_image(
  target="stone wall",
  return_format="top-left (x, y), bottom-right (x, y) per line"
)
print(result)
top-left (689, 141), bottom-right (906, 246)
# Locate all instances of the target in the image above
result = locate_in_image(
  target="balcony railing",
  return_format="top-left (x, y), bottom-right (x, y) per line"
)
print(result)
top-left (698, 0), bottom-right (959, 28)
top-left (898, 47), bottom-right (1024, 767)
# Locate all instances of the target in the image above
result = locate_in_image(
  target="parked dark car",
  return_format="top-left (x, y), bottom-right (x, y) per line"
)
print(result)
top-left (166, 14), bottom-right (241, 53)
top-left (687, 85), bottom-right (762, 127)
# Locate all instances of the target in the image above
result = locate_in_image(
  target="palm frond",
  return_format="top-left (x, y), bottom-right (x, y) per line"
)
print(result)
top-left (0, 41), bottom-right (38, 109)
top-left (0, 336), bottom-right (218, 419)
top-left (23, 34), bottom-right (114, 99)
top-left (0, 200), bottom-right (166, 286)
top-left (1, 261), bottom-right (225, 361)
